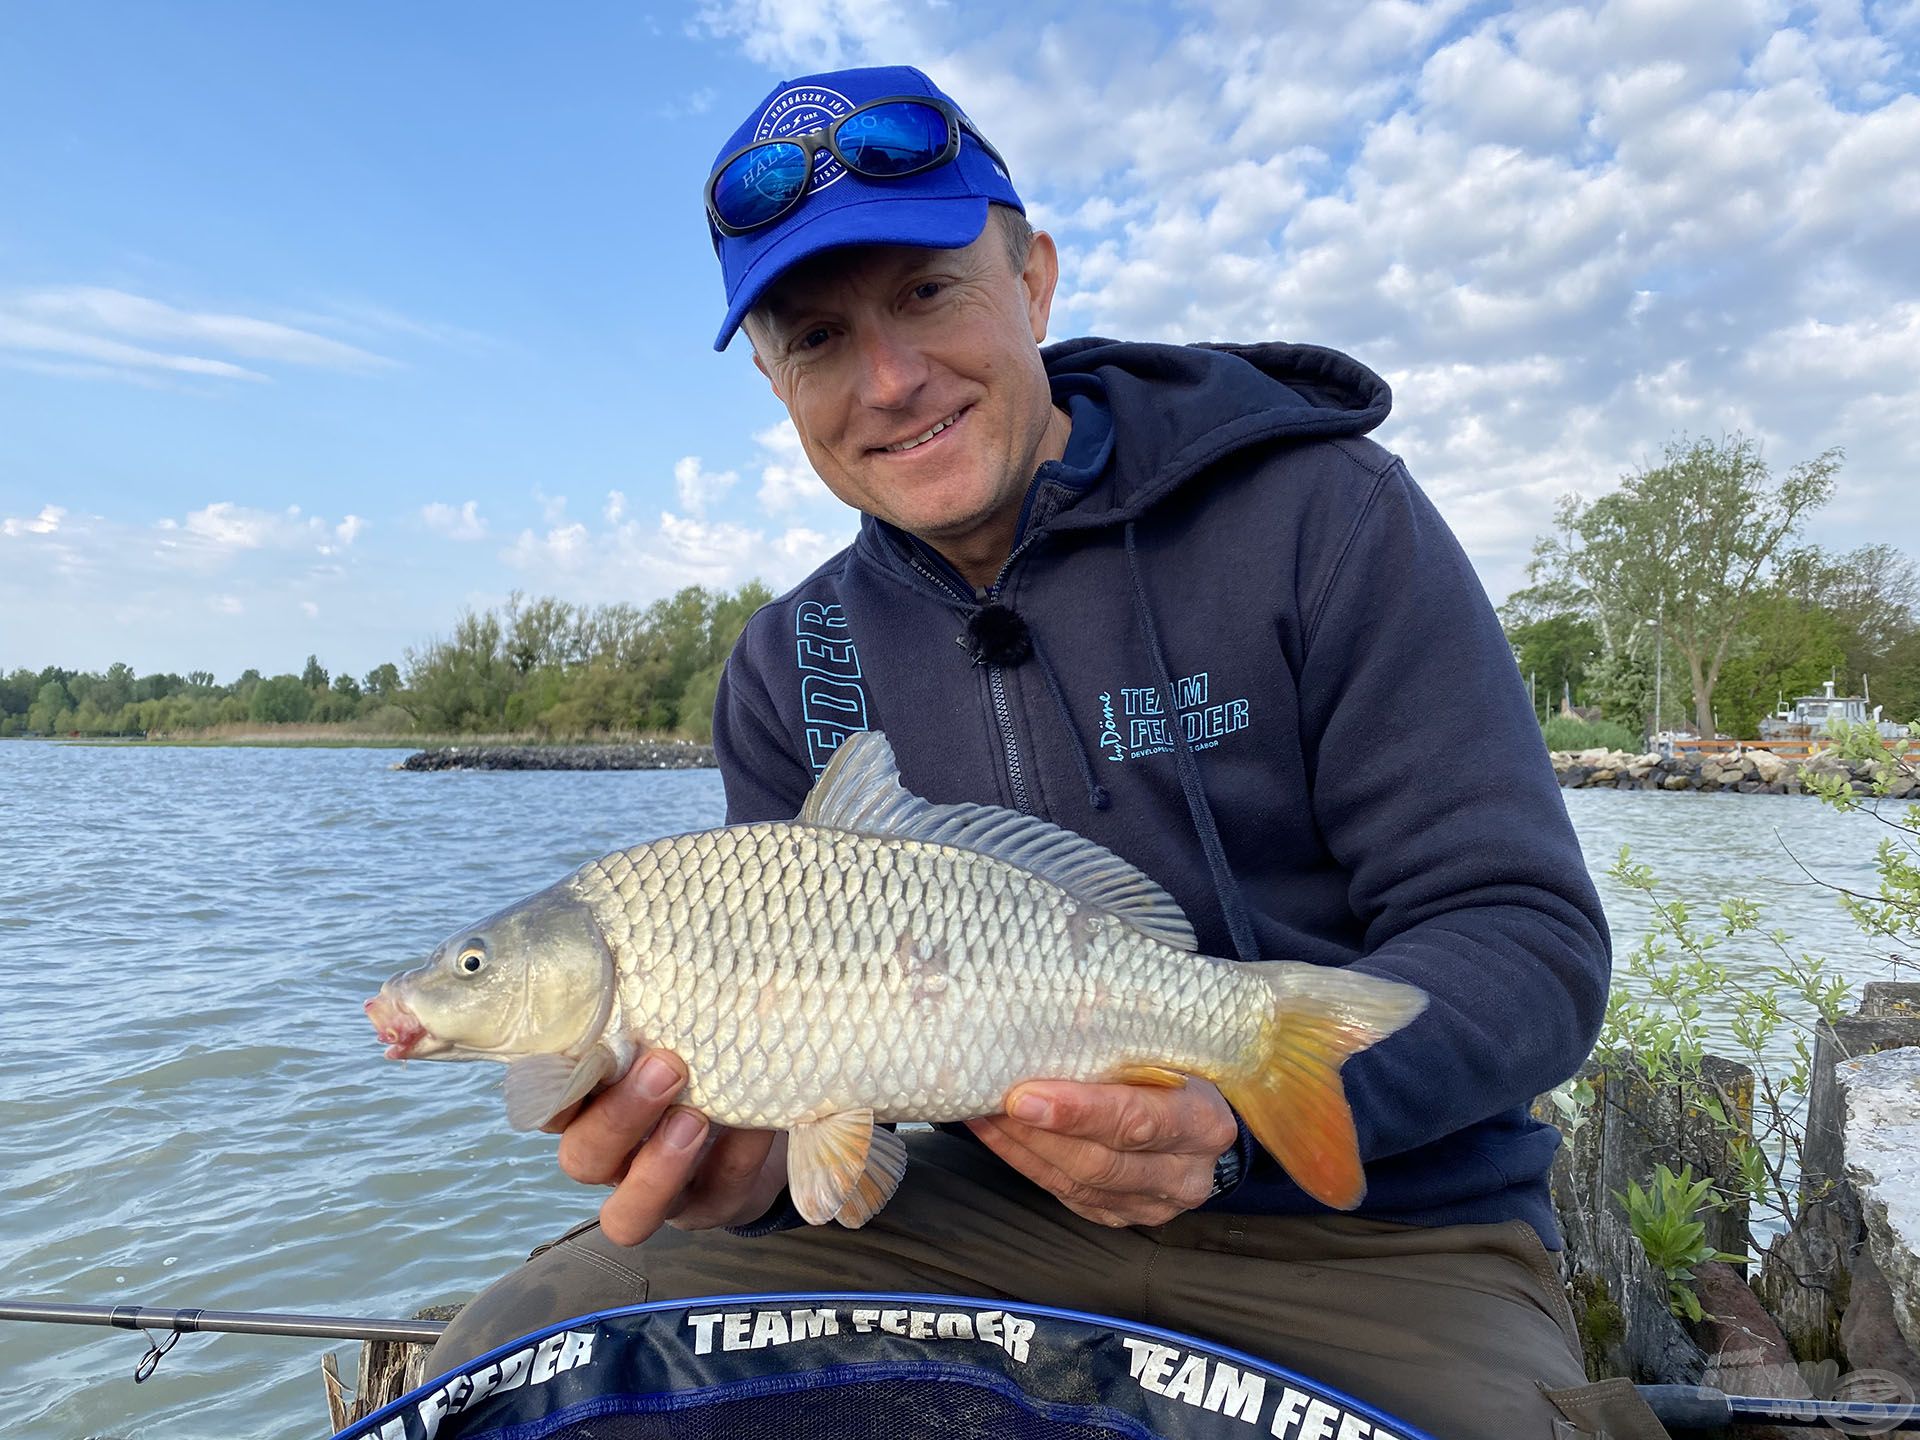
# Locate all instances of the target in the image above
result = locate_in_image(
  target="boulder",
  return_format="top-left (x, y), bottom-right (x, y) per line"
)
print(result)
top-left (1840, 1250), bottom-right (1920, 1393)
top-left (1663, 774), bottom-right (1692, 791)
top-left (1839, 1046), bottom-right (1920, 1354)
top-left (1748, 750), bottom-right (1791, 784)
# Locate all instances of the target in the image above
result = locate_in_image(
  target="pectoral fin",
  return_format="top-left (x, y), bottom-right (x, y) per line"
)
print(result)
top-left (504, 1047), bottom-right (616, 1132)
top-left (788, 1109), bottom-right (907, 1227)
top-left (1106, 1064), bottom-right (1189, 1089)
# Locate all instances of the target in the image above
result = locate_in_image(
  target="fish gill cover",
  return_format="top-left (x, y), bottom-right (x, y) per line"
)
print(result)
top-left (332, 1292), bottom-right (1433, 1440)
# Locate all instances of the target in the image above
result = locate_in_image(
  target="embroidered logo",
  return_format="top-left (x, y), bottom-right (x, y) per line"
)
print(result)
top-left (795, 600), bottom-right (868, 773)
top-left (748, 84), bottom-right (855, 206)
top-left (1096, 671), bottom-right (1250, 763)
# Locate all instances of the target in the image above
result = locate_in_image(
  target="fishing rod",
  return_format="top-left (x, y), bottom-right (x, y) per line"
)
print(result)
top-left (0, 1299), bottom-right (446, 1382)
top-left (1639, 1382), bottom-right (1920, 1432)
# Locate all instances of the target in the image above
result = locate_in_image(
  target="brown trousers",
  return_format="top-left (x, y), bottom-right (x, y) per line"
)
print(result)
top-left (429, 1132), bottom-right (1667, 1439)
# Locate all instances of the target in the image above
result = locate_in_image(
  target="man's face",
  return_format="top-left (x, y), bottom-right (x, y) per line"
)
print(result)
top-left (747, 224), bottom-right (1066, 582)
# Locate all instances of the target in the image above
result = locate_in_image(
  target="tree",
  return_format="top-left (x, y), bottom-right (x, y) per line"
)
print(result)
top-left (187, 670), bottom-right (216, 690)
top-left (1710, 587), bottom-right (1849, 738)
top-left (250, 674), bottom-right (313, 724)
top-left (302, 654), bottom-right (329, 690)
top-left (362, 662), bottom-right (401, 701)
top-left (1529, 435), bottom-right (1839, 737)
top-left (1502, 612), bottom-right (1601, 718)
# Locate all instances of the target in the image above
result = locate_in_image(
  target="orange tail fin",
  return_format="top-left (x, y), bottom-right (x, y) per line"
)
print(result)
top-left (1216, 965), bottom-right (1426, 1210)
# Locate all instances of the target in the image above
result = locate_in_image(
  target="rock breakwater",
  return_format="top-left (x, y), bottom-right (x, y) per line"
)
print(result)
top-left (1552, 746), bottom-right (1919, 797)
top-left (399, 741), bottom-right (715, 772)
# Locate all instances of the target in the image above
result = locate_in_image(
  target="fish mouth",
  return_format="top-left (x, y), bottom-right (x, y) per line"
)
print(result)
top-left (365, 991), bottom-right (430, 1060)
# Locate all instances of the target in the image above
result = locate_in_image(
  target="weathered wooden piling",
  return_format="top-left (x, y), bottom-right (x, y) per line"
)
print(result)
top-left (1545, 981), bottom-right (1920, 1413)
top-left (323, 1304), bottom-right (461, 1430)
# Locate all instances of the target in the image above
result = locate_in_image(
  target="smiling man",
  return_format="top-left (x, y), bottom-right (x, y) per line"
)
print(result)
top-left (427, 66), bottom-right (1659, 1439)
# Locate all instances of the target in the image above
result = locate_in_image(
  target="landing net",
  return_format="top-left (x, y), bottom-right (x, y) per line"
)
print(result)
top-left (332, 1292), bottom-right (1431, 1440)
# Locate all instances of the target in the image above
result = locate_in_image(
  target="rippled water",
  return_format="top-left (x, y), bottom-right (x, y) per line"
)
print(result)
top-left (0, 744), bottom-right (1902, 1439)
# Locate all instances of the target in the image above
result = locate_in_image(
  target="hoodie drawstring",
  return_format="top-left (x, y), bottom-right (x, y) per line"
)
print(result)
top-left (1029, 635), bottom-right (1111, 813)
top-left (1124, 522), bottom-right (1261, 967)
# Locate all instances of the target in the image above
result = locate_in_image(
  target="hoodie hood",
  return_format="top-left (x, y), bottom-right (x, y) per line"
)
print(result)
top-left (1032, 338), bottom-right (1393, 530)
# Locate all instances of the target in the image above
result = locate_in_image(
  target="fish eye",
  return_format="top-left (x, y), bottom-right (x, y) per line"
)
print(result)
top-left (457, 949), bottom-right (487, 975)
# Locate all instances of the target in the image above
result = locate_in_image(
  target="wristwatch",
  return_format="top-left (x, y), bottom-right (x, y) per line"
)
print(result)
top-left (1208, 1141), bottom-right (1244, 1200)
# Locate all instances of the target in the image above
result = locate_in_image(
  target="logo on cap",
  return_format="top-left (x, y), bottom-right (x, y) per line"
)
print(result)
top-left (749, 84), bottom-right (855, 202)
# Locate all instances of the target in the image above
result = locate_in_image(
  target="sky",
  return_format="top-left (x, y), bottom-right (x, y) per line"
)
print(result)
top-left (2, 0), bottom-right (1917, 682)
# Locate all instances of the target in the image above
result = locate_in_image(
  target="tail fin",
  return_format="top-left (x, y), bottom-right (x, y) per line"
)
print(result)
top-left (1216, 965), bottom-right (1427, 1211)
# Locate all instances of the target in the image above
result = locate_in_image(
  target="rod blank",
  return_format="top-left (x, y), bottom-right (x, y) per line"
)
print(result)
top-left (0, 1300), bottom-right (447, 1344)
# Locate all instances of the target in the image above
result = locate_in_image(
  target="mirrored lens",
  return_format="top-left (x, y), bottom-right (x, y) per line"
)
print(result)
top-left (834, 102), bottom-right (949, 177)
top-left (712, 141), bottom-right (809, 229)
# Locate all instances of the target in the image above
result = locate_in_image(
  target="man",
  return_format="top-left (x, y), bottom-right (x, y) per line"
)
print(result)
top-left (431, 66), bottom-right (1656, 1438)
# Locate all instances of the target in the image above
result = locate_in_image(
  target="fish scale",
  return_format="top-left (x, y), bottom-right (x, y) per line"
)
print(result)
top-left (570, 825), bottom-right (1258, 1130)
top-left (368, 730), bottom-right (1427, 1225)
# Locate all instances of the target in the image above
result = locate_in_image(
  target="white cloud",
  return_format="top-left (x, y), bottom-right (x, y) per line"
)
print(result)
top-left (0, 287), bottom-right (396, 385)
top-left (673, 455), bottom-right (739, 515)
top-left (147, 501), bottom-right (366, 573)
top-left (421, 500), bottom-right (489, 541)
top-left (211, 595), bottom-right (244, 615)
top-left (301, 600), bottom-right (321, 618)
top-left (692, 0), bottom-right (1920, 598)
top-left (752, 419), bottom-right (848, 515)
top-left (2, 504), bottom-right (66, 538)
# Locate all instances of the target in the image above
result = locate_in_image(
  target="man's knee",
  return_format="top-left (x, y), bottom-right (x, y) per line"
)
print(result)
top-left (427, 1219), bottom-right (651, 1372)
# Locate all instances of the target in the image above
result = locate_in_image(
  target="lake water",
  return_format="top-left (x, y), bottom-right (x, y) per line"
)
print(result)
top-left (0, 743), bottom-right (1906, 1439)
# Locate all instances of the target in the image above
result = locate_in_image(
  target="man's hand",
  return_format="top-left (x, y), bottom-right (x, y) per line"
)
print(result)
top-left (965, 1077), bottom-right (1239, 1228)
top-left (545, 1049), bottom-right (789, 1247)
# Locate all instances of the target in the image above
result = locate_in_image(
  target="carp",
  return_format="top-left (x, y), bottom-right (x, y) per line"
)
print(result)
top-left (366, 731), bottom-right (1425, 1226)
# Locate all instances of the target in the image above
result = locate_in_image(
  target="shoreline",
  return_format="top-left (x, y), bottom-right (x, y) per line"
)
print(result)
top-left (398, 740), bottom-right (716, 771)
top-left (1553, 745), bottom-right (1918, 797)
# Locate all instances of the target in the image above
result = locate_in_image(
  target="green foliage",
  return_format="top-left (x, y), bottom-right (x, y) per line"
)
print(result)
top-left (0, 585), bottom-right (772, 741)
top-left (1710, 587), bottom-right (1848, 739)
top-left (1604, 844), bottom-right (1857, 1233)
top-left (1615, 1163), bottom-right (1749, 1321)
top-left (1541, 715), bottom-right (1642, 753)
top-left (249, 674), bottom-right (313, 724)
top-left (1504, 611), bottom-right (1602, 717)
top-left (1523, 434), bottom-right (1841, 737)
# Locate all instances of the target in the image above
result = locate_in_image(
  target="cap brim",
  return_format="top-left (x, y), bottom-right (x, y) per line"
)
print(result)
top-left (712, 194), bottom-right (989, 351)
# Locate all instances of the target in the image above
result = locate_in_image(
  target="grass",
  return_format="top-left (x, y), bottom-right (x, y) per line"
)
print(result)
top-left (1541, 715), bottom-right (1644, 753)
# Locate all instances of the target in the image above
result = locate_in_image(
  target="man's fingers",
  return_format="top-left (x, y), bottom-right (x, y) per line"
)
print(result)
top-left (597, 1106), bottom-right (710, 1246)
top-left (670, 1128), bottom-right (787, 1230)
top-left (967, 1118), bottom-right (1200, 1227)
top-left (1004, 1078), bottom-right (1236, 1155)
top-left (557, 1050), bottom-right (687, 1185)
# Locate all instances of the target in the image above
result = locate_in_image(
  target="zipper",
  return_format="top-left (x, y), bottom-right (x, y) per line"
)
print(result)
top-left (903, 543), bottom-right (1039, 815)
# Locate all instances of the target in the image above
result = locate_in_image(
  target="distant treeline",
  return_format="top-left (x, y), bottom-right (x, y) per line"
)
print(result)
top-left (0, 584), bottom-right (773, 742)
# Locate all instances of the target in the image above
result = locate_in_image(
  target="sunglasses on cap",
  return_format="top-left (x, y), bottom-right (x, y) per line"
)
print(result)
top-left (706, 95), bottom-right (1010, 237)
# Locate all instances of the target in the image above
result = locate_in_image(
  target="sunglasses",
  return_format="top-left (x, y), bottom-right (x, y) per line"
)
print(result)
top-left (706, 95), bottom-right (1010, 237)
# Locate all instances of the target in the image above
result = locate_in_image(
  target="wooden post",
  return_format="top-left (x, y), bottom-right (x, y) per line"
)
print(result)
top-left (323, 1303), bottom-right (463, 1429)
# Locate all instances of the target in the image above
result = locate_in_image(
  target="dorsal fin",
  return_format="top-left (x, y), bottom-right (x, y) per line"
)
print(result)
top-left (799, 731), bottom-right (1197, 950)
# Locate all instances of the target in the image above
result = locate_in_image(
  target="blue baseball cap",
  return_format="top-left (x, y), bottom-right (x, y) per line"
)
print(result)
top-left (705, 65), bottom-right (1023, 351)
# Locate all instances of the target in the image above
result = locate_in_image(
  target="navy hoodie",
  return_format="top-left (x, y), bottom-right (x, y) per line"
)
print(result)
top-left (712, 337), bottom-right (1610, 1247)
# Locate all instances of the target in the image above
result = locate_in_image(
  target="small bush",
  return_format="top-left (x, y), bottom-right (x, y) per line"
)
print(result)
top-left (1542, 715), bottom-right (1642, 753)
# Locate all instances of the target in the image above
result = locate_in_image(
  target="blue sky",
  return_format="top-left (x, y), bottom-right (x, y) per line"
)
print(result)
top-left (3, 1), bottom-right (1918, 681)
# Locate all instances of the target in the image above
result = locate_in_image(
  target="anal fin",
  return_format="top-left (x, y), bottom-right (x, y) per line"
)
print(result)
top-left (832, 1125), bottom-right (908, 1228)
top-left (504, 1046), bottom-right (616, 1132)
top-left (789, 1108), bottom-right (907, 1226)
